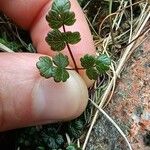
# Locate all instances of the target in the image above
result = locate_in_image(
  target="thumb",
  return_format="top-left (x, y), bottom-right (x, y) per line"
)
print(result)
top-left (0, 53), bottom-right (88, 131)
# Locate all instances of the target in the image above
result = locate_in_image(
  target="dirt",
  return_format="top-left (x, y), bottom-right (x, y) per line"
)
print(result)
top-left (87, 35), bottom-right (150, 150)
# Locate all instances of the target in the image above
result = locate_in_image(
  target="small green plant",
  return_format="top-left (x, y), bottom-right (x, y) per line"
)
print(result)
top-left (36, 0), bottom-right (111, 82)
top-left (66, 144), bottom-right (82, 150)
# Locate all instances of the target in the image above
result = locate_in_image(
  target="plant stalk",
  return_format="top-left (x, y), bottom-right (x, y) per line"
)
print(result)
top-left (66, 67), bottom-right (84, 70)
top-left (109, 0), bottom-right (115, 46)
top-left (62, 25), bottom-right (79, 73)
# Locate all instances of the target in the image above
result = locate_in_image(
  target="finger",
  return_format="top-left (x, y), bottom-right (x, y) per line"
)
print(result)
top-left (0, 0), bottom-right (49, 29)
top-left (0, 53), bottom-right (88, 131)
top-left (0, 0), bottom-right (95, 86)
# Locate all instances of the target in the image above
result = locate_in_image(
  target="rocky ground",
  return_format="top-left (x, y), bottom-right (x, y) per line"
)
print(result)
top-left (87, 35), bottom-right (150, 150)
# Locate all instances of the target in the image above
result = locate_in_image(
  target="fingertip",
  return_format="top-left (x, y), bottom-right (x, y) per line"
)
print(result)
top-left (32, 70), bottom-right (89, 121)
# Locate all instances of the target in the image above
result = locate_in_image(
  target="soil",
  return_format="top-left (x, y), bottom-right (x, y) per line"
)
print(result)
top-left (86, 36), bottom-right (150, 150)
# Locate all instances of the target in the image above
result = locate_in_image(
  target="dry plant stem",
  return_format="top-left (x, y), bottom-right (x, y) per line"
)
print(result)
top-left (83, 0), bottom-right (92, 11)
top-left (82, 5), bottom-right (150, 150)
top-left (15, 27), bottom-right (29, 48)
top-left (62, 25), bottom-right (79, 73)
top-left (77, 139), bottom-right (80, 148)
top-left (129, 0), bottom-right (133, 43)
top-left (103, 65), bottom-right (117, 108)
top-left (118, 25), bottom-right (150, 50)
top-left (99, 12), bottom-right (117, 35)
top-left (92, 7), bottom-right (101, 25)
top-left (0, 43), bottom-right (14, 52)
top-left (109, 0), bottom-right (116, 46)
top-left (115, 0), bottom-right (128, 30)
top-left (98, 0), bottom-right (144, 34)
top-left (89, 99), bottom-right (133, 150)
top-left (127, 30), bottom-right (150, 60)
top-left (85, 15), bottom-right (100, 37)
top-left (66, 133), bottom-right (71, 145)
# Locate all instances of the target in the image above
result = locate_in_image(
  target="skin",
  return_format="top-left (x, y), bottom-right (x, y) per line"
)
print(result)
top-left (0, 0), bottom-right (95, 131)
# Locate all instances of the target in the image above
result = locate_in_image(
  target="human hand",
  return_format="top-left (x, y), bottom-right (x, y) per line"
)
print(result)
top-left (0, 0), bottom-right (95, 131)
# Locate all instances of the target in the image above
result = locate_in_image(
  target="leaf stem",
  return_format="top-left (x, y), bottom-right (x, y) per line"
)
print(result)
top-left (62, 25), bottom-right (79, 73)
top-left (109, 0), bottom-right (115, 47)
top-left (66, 67), bottom-right (84, 70)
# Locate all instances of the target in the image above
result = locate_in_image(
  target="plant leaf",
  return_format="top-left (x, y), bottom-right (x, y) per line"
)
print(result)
top-left (95, 54), bottom-right (111, 73)
top-left (66, 145), bottom-right (76, 150)
top-left (42, 128), bottom-right (64, 149)
top-left (80, 54), bottom-right (95, 69)
top-left (53, 53), bottom-right (69, 68)
top-left (56, 134), bottom-right (64, 146)
top-left (66, 144), bottom-right (82, 150)
top-left (66, 144), bottom-right (81, 150)
top-left (46, 11), bottom-right (63, 29)
top-left (67, 119), bottom-right (84, 138)
top-left (53, 67), bottom-right (69, 82)
top-left (86, 68), bottom-right (98, 80)
top-left (46, 29), bottom-right (66, 51)
top-left (62, 11), bottom-right (76, 26)
top-left (46, 0), bottom-right (76, 29)
top-left (63, 31), bottom-right (81, 44)
top-left (52, 0), bottom-right (71, 13)
top-left (36, 56), bottom-right (55, 78)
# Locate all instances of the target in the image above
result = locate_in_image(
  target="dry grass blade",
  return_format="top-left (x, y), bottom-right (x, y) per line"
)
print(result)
top-left (0, 43), bottom-right (14, 52)
top-left (83, 0), bottom-right (92, 11)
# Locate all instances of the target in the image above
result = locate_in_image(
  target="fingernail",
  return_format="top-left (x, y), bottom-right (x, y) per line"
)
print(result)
top-left (32, 71), bottom-right (88, 123)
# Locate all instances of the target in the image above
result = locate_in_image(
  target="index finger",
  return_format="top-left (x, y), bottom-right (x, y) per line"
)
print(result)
top-left (0, 0), bottom-right (95, 86)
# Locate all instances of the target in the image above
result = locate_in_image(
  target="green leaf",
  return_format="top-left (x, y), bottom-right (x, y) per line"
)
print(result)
top-left (53, 53), bottom-right (69, 68)
top-left (80, 54), bottom-right (95, 69)
top-left (47, 136), bottom-right (57, 148)
top-left (53, 67), bottom-right (69, 82)
top-left (37, 147), bottom-right (45, 150)
top-left (56, 134), bottom-right (64, 146)
top-left (68, 119), bottom-right (84, 138)
top-left (46, 0), bottom-right (76, 29)
top-left (46, 30), bottom-right (81, 51)
top-left (95, 54), bottom-right (111, 73)
top-left (62, 11), bottom-right (76, 26)
top-left (42, 128), bottom-right (64, 149)
top-left (36, 56), bottom-right (55, 78)
top-left (86, 68), bottom-right (98, 80)
top-left (63, 31), bottom-right (81, 44)
top-left (66, 145), bottom-right (76, 150)
top-left (66, 144), bottom-right (82, 150)
top-left (46, 30), bottom-right (66, 51)
top-left (46, 11), bottom-right (63, 29)
top-left (66, 144), bottom-right (81, 150)
top-left (52, 0), bottom-right (71, 12)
